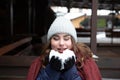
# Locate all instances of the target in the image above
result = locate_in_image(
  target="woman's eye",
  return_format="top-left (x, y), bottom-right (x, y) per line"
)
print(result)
top-left (64, 37), bottom-right (70, 41)
top-left (53, 37), bottom-right (59, 40)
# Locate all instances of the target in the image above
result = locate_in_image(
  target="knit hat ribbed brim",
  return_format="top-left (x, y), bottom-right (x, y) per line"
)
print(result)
top-left (47, 16), bottom-right (77, 42)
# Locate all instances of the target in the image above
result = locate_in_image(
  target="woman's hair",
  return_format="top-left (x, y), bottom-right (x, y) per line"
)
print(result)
top-left (40, 36), bottom-right (93, 69)
top-left (76, 42), bottom-right (93, 58)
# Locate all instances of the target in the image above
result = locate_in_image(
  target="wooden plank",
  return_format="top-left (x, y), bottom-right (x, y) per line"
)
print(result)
top-left (0, 77), bottom-right (26, 80)
top-left (100, 69), bottom-right (120, 78)
top-left (0, 37), bottom-right (32, 56)
top-left (0, 67), bottom-right (28, 77)
top-left (97, 57), bottom-right (120, 69)
top-left (76, 28), bottom-right (91, 37)
top-left (14, 45), bottom-right (32, 56)
top-left (0, 56), bottom-right (37, 66)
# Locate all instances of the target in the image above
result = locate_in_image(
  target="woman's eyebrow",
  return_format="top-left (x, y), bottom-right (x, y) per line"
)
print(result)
top-left (52, 34), bottom-right (59, 37)
top-left (52, 34), bottom-right (71, 37)
top-left (64, 34), bottom-right (71, 37)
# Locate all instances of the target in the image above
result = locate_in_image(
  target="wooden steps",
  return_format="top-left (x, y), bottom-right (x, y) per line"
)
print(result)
top-left (97, 57), bottom-right (120, 78)
top-left (0, 56), bottom-right (120, 79)
top-left (0, 56), bottom-right (37, 80)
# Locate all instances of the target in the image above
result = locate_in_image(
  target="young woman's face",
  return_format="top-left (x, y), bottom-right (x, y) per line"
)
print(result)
top-left (50, 33), bottom-right (73, 53)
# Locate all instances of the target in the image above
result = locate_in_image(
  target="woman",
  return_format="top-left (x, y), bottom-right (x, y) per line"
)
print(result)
top-left (27, 16), bottom-right (102, 80)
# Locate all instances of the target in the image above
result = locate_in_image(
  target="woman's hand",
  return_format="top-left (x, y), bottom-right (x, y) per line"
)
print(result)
top-left (49, 56), bottom-right (62, 71)
top-left (49, 49), bottom-right (76, 71)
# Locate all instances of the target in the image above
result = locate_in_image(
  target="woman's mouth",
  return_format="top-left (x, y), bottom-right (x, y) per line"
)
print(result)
top-left (57, 48), bottom-right (66, 53)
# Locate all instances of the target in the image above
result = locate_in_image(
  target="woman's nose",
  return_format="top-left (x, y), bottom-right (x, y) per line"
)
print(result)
top-left (59, 39), bottom-right (64, 46)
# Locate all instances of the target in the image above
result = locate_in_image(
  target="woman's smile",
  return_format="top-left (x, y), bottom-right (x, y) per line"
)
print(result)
top-left (57, 48), bottom-right (67, 53)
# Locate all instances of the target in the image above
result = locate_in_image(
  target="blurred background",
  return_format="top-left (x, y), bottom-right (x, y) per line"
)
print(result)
top-left (0, 0), bottom-right (120, 80)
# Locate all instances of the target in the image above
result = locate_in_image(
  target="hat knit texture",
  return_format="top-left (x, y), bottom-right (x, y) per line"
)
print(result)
top-left (47, 16), bottom-right (77, 42)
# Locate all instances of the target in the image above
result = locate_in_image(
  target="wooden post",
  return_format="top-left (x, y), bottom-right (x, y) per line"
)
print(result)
top-left (90, 0), bottom-right (98, 54)
top-left (10, 0), bottom-right (14, 36)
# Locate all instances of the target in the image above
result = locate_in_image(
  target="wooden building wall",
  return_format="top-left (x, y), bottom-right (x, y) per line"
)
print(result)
top-left (0, 0), bottom-right (56, 41)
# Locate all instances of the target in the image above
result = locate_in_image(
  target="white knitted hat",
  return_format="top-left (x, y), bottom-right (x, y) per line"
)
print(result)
top-left (47, 16), bottom-right (77, 42)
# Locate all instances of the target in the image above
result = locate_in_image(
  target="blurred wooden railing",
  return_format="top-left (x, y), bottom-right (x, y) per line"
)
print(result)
top-left (0, 37), bottom-right (32, 56)
top-left (0, 36), bottom-right (40, 80)
top-left (76, 28), bottom-right (91, 37)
